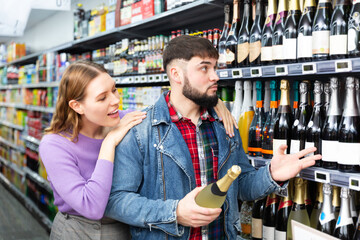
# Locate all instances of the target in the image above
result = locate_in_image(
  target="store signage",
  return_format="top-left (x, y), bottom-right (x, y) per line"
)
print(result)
top-left (231, 69), bottom-right (242, 78)
top-left (250, 67), bottom-right (262, 77)
top-left (349, 177), bottom-right (360, 191)
top-left (275, 65), bottom-right (288, 76)
top-left (314, 170), bottom-right (330, 183)
top-left (218, 71), bottom-right (229, 78)
top-left (335, 60), bottom-right (352, 73)
top-left (302, 63), bottom-right (317, 74)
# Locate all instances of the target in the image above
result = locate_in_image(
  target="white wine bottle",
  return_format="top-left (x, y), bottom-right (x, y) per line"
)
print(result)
top-left (232, 81), bottom-right (244, 123)
top-left (195, 165), bottom-right (241, 208)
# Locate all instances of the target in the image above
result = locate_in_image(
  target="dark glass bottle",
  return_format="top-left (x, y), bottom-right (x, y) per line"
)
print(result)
top-left (260, 0), bottom-right (277, 65)
top-left (263, 193), bottom-right (279, 239)
top-left (237, 0), bottom-right (253, 67)
top-left (275, 184), bottom-right (293, 240)
top-left (226, 0), bottom-right (241, 68)
top-left (304, 180), bottom-right (313, 217)
top-left (262, 80), bottom-right (278, 159)
top-left (272, 0), bottom-right (288, 64)
top-left (312, 0), bottom-right (333, 60)
top-left (213, 28), bottom-right (220, 49)
top-left (283, 0), bottom-right (301, 63)
top-left (322, 77), bottom-right (342, 170)
top-left (354, 212), bottom-right (360, 240)
top-left (292, 80), bottom-right (300, 122)
top-left (252, 197), bottom-right (266, 240)
top-left (218, 4), bottom-right (232, 69)
top-left (297, 0), bottom-right (316, 62)
top-left (249, 81), bottom-right (266, 157)
top-left (330, 0), bottom-right (351, 59)
top-left (310, 183), bottom-right (324, 228)
top-left (317, 183), bottom-right (336, 234)
top-left (333, 186), bottom-right (342, 220)
top-left (250, 0), bottom-right (266, 66)
top-left (348, 0), bottom-right (360, 57)
top-left (333, 187), bottom-right (355, 240)
top-left (324, 82), bottom-right (331, 113)
top-left (338, 77), bottom-right (360, 173)
top-left (273, 80), bottom-right (294, 154)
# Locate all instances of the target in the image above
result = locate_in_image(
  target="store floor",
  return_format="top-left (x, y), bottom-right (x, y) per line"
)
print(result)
top-left (0, 183), bottom-right (49, 240)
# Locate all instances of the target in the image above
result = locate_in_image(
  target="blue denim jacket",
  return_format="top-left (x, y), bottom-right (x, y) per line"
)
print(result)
top-left (105, 92), bottom-right (286, 240)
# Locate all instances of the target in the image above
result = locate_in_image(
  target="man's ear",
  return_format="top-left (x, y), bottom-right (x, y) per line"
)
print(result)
top-left (69, 100), bottom-right (84, 115)
top-left (169, 65), bottom-right (183, 85)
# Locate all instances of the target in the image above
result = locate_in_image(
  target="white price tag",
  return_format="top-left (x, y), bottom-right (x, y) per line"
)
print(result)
top-left (231, 69), bottom-right (242, 78)
top-left (218, 71), bottom-right (229, 78)
top-left (335, 60), bottom-right (352, 72)
top-left (134, 76), bottom-right (140, 83)
top-left (349, 177), bottom-right (360, 191)
top-left (148, 75), bottom-right (155, 82)
top-left (114, 77), bottom-right (122, 84)
top-left (140, 76), bottom-right (147, 82)
top-left (162, 74), bottom-right (169, 82)
top-left (314, 170), bottom-right (330, 183)
top-left (275, 65), bottom-right (288, 76)
top-left (128, 77), bottom-right (134, 83)
top-left (302, 63), bottom-right (317, 74)
top-left (250, 67), bottom-right (262, 77)
top-left (154, 74), bottom-right (162, 82)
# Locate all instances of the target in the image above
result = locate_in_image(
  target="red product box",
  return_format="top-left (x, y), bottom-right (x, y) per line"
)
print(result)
top-left (121, 5), bottom-right (132, 26)
top-left (142, 0), bottom-right (154, 19)
top-left (131, 1), bottom-right (143, 23)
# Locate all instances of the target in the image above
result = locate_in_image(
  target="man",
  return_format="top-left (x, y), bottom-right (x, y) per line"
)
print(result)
top-left (105, 35), bottom-right (321, 239)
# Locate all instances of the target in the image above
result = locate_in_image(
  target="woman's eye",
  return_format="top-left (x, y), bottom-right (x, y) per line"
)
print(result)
top-left (112, 88), bottom-right (117, 93)
top-left (99, 96), bottom-right (106, 101)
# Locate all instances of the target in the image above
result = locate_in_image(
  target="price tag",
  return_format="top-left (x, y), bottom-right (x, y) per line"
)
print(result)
top-left (114, 77), bottom-right (122, 84)
top-left (218, 71), bottom-right (229, 78)
top-left (128, 77), bottom-right (134, 83)
top-left (140, 76), bottom-right (147, 82)
top-left (250, 67), bottom-right (262, 77)
top-left (155, 75), bottom-right (162, 82)
top-left (275, 65), bottom-right (288, 76)
top-left (162, 74), bottom-right (169, 82)
top-left (335, 60), bottom-right (352, 72)
top-left (148, 75), bottom-right (155, 82)
top-left (349, 177), bottom-right (360, 191)
top-left (302, 63), bottom-right (317, 74)
top-left (231, 69), bottom-right (242, 78)
top-left (314, 170), bottom-right (330, 183)
top-left (134, 76), bottom-right (140, 83)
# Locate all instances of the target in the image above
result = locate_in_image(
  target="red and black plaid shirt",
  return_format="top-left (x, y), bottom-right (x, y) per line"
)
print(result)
top-left (165, 92), bottom-right (225, 240)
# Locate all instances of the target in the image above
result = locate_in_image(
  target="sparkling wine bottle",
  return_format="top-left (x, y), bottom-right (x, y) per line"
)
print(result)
top-left (333, 187), bottom-right (355, 240)
top-left (275, 184), bottom-right (293, 240)
top-left (237, 0), bottom-right (253, 67)
top-left (272, 0), bottom-right (289, 64)
top-left (317, 183), bottom-right (336, 234)
top-left (239, 81), bottom-right (255, 154)
top-left (250, 0), bottom-right (266, 66)
top-left (310, 183), bottom-right (324, 228)
top-left (297, 0), bottom-right (316, 62)
top-left (261, 0), bottom-right (277, 64)
top-left (263, 192), bottom-right (279, 239)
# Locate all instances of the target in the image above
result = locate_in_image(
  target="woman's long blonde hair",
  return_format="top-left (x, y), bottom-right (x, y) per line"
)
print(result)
top-left (45, 60), bottom-right (107, 141)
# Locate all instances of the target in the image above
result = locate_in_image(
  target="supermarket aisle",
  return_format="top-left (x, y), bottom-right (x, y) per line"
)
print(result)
top-left (0, 183), bottom-right (49, 240)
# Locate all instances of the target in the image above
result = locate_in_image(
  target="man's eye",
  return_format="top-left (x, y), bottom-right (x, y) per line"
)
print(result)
top-left (201, 66), bottom-right (207, 71)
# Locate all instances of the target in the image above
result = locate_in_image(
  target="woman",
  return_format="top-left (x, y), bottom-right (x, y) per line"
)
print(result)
top-left (39, 61), bottom-right (236, 240)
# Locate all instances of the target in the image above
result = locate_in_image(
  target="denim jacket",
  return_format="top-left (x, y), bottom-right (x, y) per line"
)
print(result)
top-left (105, 92), bottom-right (286, 240)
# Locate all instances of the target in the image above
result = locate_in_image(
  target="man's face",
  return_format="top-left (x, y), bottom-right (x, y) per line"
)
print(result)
top-left (181, 56), bottom-right (219, 108)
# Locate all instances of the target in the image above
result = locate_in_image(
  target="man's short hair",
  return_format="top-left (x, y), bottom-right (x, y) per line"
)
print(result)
top-left (163, 35), bottom-right (219, 72)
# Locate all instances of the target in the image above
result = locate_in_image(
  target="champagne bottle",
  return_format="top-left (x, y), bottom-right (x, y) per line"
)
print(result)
top-left (232, 81), bottom-right (244, 123)
top-left (310, 183), bottom-right (324, 228)
top-left (305, 81), bottom-right (325, 166)
top-left (262, 80), bottom-right (278, 159)
top-left (195, 165), bottom-right (241, 208)
top-left (312, 0), bottom-right (333, 60)
top-left (333, 186), bottom-right (342, 221)
top-left (250, 0), bottom-right (266, 66)
top-left (262, 193), bottom-right (279, 240)
top-left (338, 77), bottom-right (360, 173)
top-left (264, 81), bottom-right (271, 118)
top-left (349, 190), bottom-right (358, 225)
top-left (330, 0), bottom-right (351, 59)
top-left (290, 81), bottom-right (312, 154)
top-left (303, 179), bottom-right (312, 217)
top-left (239, 81), bottom-right (255, 154)
top-left (322, 77), bottom-right (342, 170)
top-left (297, 0), bottom-right (316, 62)
top-left (293, 80), bottom-right (300, 121)
top-left (283, 0), bottom-right (302, 63)
top-left (273, 80), bottom-right (294, 154)
top-left (249, 81), bottom-right (266, 156)
top-left (252, 197), bottom-right (266, 240)
top-left (240, 201), bottom-right (254, 239)
top-left (317, 183), bottom-right (336, 234)
top-left (275, 185), bottom-right (293, 240)
top-left (287, 178), bottom-right (310, 240)
top-left (226, 0), bottom-right (241, 68)
top-left (237, 0), bottom-right (253, 67)
top-left (218, 4), bottom-right (232, 69)
top-left (261, 0), bottom-right (277, 65)
top-left (348, 0), bottom-right (360, 57)
top-left (334, 187), bottom-right (355, 240)
top-left (272, 0), bottom-right (289, 64)
top-left (324, 82), bottom-right (331, 113)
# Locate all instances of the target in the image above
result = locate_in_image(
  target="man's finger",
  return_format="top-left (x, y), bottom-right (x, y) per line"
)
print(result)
top-left (295, 147), bottom-right (317, 159)
top-left (275, 144), bottom-right (287, 156)
top-left (301, 154), bottom-right (322, 164)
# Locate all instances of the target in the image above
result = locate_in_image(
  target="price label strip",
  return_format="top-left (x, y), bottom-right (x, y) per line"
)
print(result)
top-left (231, 69), bottom-right (242, 78)
top-left (218, 70), bottom-right (229, 78)
top-left (155, 75), bottom-right (162, 82)
top-left (250, 67), bottom-right (262, 77)
top-left (314, 170), bottom-right (330, 184)
top-left (134, 76), bottom-right (140, 83)
top-left (148, 75), bottom-right (155, 82)
top-left (335, 60), bottom-right (352, 73)
top-left (162, 74), bottom-right (169, 82)
top-left (349, 177), bottom-right (360, 191)
top-left (275, 65), bottom-right (288, 76)
top-left (302, 63), bottom-right (317, 74)
top-left (140, 76), bottom-right (147, 83)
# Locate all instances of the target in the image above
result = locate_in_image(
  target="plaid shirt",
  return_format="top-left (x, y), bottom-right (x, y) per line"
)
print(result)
top-left (165, 92), bottom-right (225, 240)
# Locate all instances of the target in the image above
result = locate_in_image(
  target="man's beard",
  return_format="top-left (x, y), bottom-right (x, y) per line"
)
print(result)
top-left (182, 75), bottom-right (218, 109)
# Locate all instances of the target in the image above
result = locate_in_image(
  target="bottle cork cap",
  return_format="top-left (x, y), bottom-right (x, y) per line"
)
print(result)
top-left (227, 165), bottom-right (241, 179)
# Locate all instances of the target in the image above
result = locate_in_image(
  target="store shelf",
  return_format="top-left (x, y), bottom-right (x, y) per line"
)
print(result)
top-left (22, 81), bottom-right (60, 89)
top-left (0, 156), bottom-right (25, 176)
top-left (24, 135), bottom-right (41, 146)
top-left (0, 137), bottom-right (25, 153)
top-left (114, 73), bottom-right (169, 85)
top-left (0, 173), bottom-right (52, 232)
top-left (0, 84), bottom-right (22, 90)
top-left (0, 102), bottom-right (54, 113)
top-left (23, 167), bottom-right (52, 193)
top-left (0, 120), bottom-right (24, 131)
top-left (248, 156), bottom-right (360, 190)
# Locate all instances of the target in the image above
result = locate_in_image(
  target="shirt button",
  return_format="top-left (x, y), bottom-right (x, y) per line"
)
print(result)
top-left (153, 119), bottom-right (157, 123)
top-left (154, 144), bottom-right (157, 148)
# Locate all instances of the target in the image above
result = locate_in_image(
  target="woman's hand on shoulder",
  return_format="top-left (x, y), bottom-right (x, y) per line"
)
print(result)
top-left (214, 99), bottom-right (238, 137)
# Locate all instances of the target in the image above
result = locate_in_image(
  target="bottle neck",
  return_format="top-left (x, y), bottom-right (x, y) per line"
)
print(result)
top-left (317, 183), bottom-right (324, 203)
top-left (299, 92), bottom-right (310, 106)
top-left (280, 81), bottom-right (290, 106)
top-left (266, 0), bottom-right (277, 16)
top-left (294, 184), bottom-right (305, 204)
top-left (232, 0), bottom-right (240, 23)
top-left (333, 187), bottom-right (341, 208)
top-left (243, 82), bottom-right (253, 108)
top-left (224, 4), bottom-right (231, 25)
top-left (335, 0), bottom-right (350, 5)
top-left (303, 0), bottom-right (316, 8)
top-left (319, 0), bottom-right (331, 3)
top-left (216, 165), bottom-right (241, 192)
top-left (314, 92), bottom-right (322, 106)
top-left (289, 0), bottom-right (300, 11)
top-left (254, 0), bottom-right (264, 21)
top-left (277, 0), bottom-right (288, 13)
top-left (343, 86), bottom-right (360, 117)
top-left (328, 85), bottom-right (341, 116)
top-left (339, 195), bottom-right (351, 219)
top-left (323, 192), bottom-right (333, 213)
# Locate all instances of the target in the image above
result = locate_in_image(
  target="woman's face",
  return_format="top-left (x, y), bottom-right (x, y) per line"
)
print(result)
top-left (79, 72), bottom-right (120, 128)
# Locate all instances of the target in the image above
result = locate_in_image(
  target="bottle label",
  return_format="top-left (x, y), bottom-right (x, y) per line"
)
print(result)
top-left (250, 41), bottom-right (261, 62)
top-left (261, 46), bottom-right (272, 61)
top-left (263, 225), bottom-right (275, 240)
top-left (312, 31), bottom-right (330, 54)
top-left (290, 139), bottom-right (300, 154)
top-left (225, 49), bottom-right (235, 64)
top-left (251, 218), bottom-right (263, 238)
top-left (336, 216), bottom-right (354, 228)
top-left (273, 139), bottom-right (287, 154)
top-left (266, 196), bottom-right (278, 207)
top-left (241, 223), bottom-right (251, 234)
top-left (305, 141), bottom-right (315, 157)
top-left (265, 14), bottom-right (276, 27)
top-left (218, 53), bottom-right (226, 64)
top-left (348, 27), bottom-right (359, 52)
top-left (297, 33), bottom-right (313, 58)
top-left (321, 140), bottom-right (339, 163)
top-left (237, 42), bottom-right (249, 63)
top-left (330, 35), bottom-right (348, 55)
top-left (338, 142), bottom-right (360, 165)
top-left (275, 11), bottom-right (287, 25)
top-left (283, 38), bottom-right (297, 60)
top-left (274, 230), bottom-right (287, 240)
top-left (319, 211), bottom-right (335, 225)
top-left (278, 200), bottom-right (293, 210)
top-left (272, 45), bottom-right (283, 60)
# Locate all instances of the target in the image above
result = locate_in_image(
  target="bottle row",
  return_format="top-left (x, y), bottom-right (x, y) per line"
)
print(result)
top-left (218, 0), bottom-right (360, 69)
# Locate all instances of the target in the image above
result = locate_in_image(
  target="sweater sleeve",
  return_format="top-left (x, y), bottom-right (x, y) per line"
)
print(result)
top-left (39, 135), bottom-right (114, 220)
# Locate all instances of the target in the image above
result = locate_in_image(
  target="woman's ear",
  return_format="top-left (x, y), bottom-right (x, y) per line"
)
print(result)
top-left (69, 100), bottom-right (84, 115)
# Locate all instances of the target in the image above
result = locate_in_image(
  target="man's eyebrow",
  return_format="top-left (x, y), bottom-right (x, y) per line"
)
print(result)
top-left (198, 61), bottom-right (212, 65)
